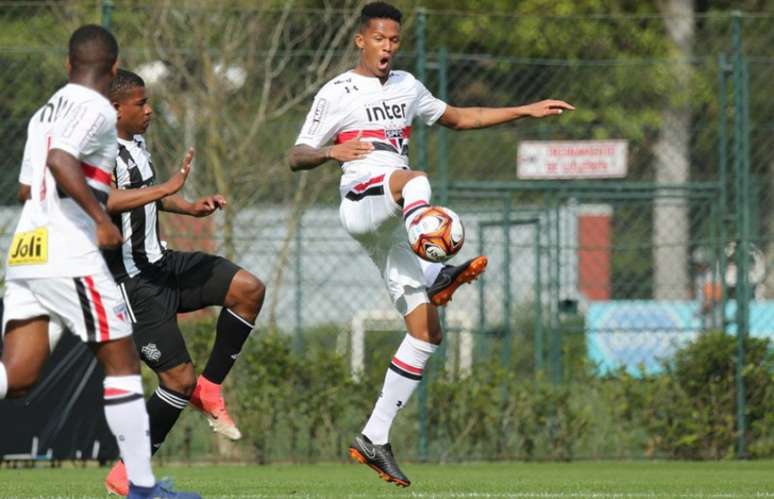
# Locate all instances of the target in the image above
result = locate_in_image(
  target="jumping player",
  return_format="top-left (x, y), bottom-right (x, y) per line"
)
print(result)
top-left (1, 26), bottom-right (198, 498)
top-left (288, 2), bottom-right (574, 487)
top-left (101, 69), bottom-right (266, 496)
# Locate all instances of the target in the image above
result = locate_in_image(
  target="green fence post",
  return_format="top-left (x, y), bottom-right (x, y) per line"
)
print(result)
top-left (294, 219), bottom-right (303, 353)
top-left (534, 222), bottom-right (544, 374)
top-left (551, 196), bottom-right (562, 384)
top-left (435, 46), bottom-right (449, 382)
top-left (501, 197), bottom-right (513, 376)
top-left (414, 7), bottom-right (428, 172)
top-left (477, 223), bottom-right (487, 361)
top-left (731, 11), bottom-right (749, 458)
top-left (717, 53), bottom-right (731, 331)
top-left (101, 0), bottom-right (113, 30)
top-left (415, 6), bottom-right (429, 463)
top-left (437, 46), bottom-right (449, 205)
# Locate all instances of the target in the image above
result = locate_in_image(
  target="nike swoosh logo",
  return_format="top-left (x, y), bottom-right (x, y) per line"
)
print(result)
top-left (358, 437), bottom-right (377, 460)
top-left (429, 274), bottom-right (452, 293)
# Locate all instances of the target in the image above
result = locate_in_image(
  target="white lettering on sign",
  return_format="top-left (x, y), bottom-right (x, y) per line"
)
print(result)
top-left (517, 140), bottom-right (628, 179)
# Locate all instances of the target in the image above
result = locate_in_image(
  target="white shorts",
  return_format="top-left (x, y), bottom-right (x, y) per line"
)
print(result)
top-left (339, 166), bottom-right (430, 316)
top-left (2, 272), bottom-right (132, 344)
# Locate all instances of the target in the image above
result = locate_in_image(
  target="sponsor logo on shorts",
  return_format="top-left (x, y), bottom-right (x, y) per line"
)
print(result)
top-left (141, 343), bottom-right (162, 363)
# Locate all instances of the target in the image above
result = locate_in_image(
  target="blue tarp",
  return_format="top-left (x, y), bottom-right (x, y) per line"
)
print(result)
top-left (585, 300), bottom-right (774, 375)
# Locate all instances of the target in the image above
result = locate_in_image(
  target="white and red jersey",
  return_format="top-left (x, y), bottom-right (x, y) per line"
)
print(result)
top-left (6, 83), bottom-right (118, 280)
top-left (295, 70), bottom-right (447, 177)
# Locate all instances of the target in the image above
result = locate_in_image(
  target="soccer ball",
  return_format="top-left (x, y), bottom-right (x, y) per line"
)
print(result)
top-left (408, 206), bottom-right (464, 263)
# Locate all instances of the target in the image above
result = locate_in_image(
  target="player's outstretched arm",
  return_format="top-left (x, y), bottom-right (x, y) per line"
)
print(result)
top-left (289, 133), bottom-right (375, 171)
top-left (106, 147), bottom-right (194, 215)
top-left (160, 193), bottom-right (226, 217)
top-left (438, 99), bottom-right (575, 130)
top-left (47, 148), bottom-right (122, 248)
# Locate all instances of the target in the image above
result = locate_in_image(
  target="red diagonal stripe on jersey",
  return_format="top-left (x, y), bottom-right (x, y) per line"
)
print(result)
top-left (104, 388), bottom-right (131, 397)
top-left (84, 275), bottom-right (110, 342)
top-left (81, 163), bottom-right (112, 186)
top-left (391, 356), bottom-right (423, 375)
top-left (336, 127), bottom-right (412, 144)
top-left (353, 174), bottom-right (385, 193)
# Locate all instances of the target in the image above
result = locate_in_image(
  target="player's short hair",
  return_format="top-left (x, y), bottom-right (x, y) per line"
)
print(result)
top-left (110, 69), bottom-right (145, 102)
top-left (359, 1), bottom-right (402, 30)
top-left (68, 24), bottom-right (119, 75)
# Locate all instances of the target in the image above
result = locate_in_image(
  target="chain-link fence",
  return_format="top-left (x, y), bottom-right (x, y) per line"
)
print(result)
top-left (1, 1), bottom-right (774, 461)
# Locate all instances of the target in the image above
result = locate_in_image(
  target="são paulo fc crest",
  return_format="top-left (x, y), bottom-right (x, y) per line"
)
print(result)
top-left (385, 128), bottom-right (409, 155)
top-left (113, 303), bottom-right (129, 323)
top-left (141, 343), bottom-right (162, 363)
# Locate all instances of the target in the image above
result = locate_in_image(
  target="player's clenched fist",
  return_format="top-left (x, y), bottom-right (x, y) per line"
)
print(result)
top-left (96, 219), bottom-right (123, 249)
top-left (329, 131), bottom-right (374, 162)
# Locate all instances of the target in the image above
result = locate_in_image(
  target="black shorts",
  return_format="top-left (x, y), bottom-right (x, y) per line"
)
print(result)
top-left (119, 251), bottom-right (241, 372)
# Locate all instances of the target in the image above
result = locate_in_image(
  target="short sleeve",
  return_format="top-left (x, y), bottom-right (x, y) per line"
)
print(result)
top-left (415, 79), bottom-right (447, 126)
top-left (294, 89), bottom-right (344, 148)
top-left (49, 101), bottom-right (112, 160)
top-left (18, 134), bottom-right (33, 186)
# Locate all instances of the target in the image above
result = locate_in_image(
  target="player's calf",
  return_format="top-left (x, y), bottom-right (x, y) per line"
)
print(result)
top-left (202, 269), bottom-right (263, 385)
top-left (149, 363), bottom-right (195, 453)
top-left (0, 317), bottom-right (52, 398)
top-left (225, 270), bottom-right (265, 323)
top-left (103, 374), bottom-right (155, 488)
top-left (158, 362), bottom-right (197, 396)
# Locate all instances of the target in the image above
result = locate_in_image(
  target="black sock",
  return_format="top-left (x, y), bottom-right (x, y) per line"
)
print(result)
top-left (147, 385), bottom-right (190, 455)
top-left (202, 308), bottom-right (254, 384)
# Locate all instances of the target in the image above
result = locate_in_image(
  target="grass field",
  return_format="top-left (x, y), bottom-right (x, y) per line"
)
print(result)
top-left (1, 461), bottom-right (773, 498)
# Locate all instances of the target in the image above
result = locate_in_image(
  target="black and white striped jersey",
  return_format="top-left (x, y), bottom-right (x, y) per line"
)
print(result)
top-left (105, 135), bottom-right (166, 281)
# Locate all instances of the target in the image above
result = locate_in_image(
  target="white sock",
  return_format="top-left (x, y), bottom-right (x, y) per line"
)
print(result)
top-left (402, 176), bottom-right (431, 230)
top-left (419, 258), bottom-right (443, 286)
top-left (0, 362), bottom-right (7, 399)
top-left (362, 334), bottom-right (437, 444)
top-left (103, 375), bottom-right (155, 487)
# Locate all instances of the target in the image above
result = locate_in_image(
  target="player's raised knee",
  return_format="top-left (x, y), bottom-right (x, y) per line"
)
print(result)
top-left (244, 275), bottom-right (266, 312)
top-left (160, 363), bottom-right (197, 396)
top-left (408, 327), bottom-right (443, 346)
top-left (391, 169), bottom-right (426, 189)
top-left (230, 271), bottom-right (265, 315)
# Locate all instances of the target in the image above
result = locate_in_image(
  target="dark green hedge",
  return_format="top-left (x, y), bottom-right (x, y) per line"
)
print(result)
top-left (148, 319), bottom-right (774, 463)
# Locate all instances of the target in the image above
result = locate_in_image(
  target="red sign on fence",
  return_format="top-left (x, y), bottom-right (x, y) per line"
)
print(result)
top-left (517, 140), bottom-right (628, 179)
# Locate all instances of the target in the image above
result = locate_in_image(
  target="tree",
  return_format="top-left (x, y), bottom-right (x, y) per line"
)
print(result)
top-left (113, 1), bottom-right (362, 329)
top-left (652, 0), bottom-right (695, 300)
